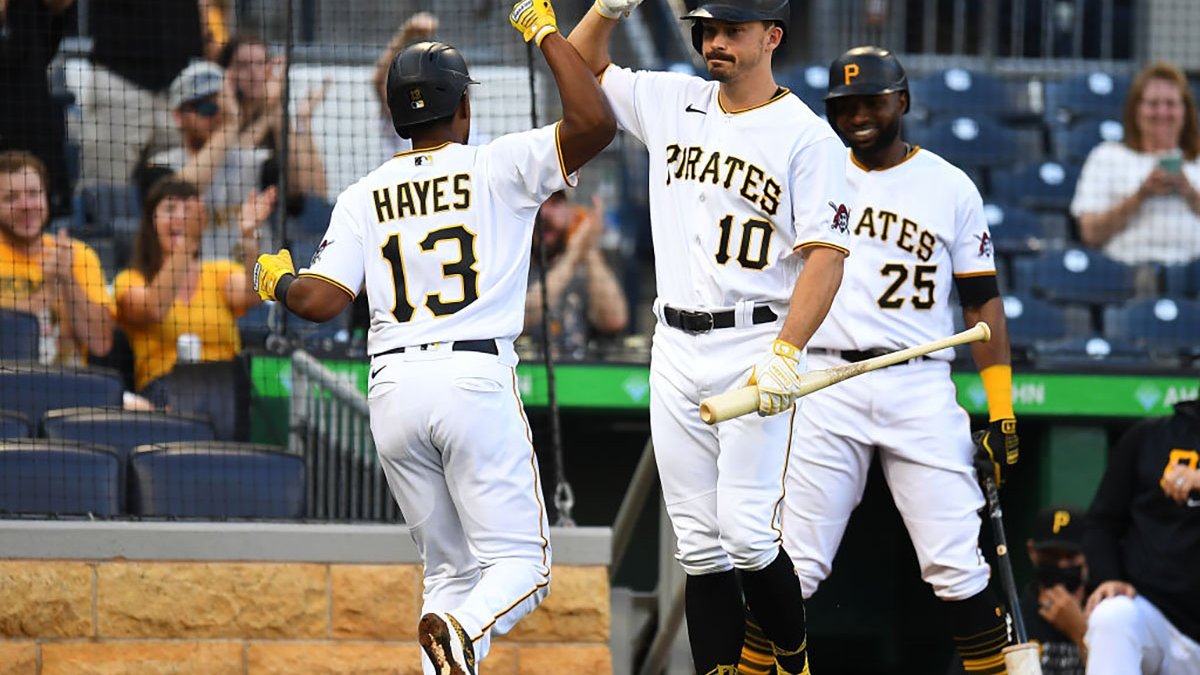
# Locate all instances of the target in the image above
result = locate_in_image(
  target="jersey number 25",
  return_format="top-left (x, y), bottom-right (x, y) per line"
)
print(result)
top-left (381, 225), bottom-right (479, 322)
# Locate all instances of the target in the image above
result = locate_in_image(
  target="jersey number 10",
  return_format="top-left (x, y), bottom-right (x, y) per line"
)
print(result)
top-left (714, 215), bottom-right (773, 269)
top-left (381, 225), bottom-right (480, 322)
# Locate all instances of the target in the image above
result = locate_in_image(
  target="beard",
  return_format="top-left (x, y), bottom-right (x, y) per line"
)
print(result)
top-left (851, 115), bottom-right (903, 157)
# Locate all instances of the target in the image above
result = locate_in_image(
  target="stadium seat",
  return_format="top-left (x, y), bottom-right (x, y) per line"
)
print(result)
top-left (908, 68), bottom-right (1035, 122)
top-left (1031, 335), bottom-right (1155, 369)
top-left (0, 364), bottom-right (124, 433)
top-left (238, 302), bottom-right (277, 351)
top-left (1051, 118), bottom-right (1124, 164)
top-left (0, 439), bottom-right (122, 516)
top-left (0, 410), bottom-right (33, 439)
top-left (1013, 248), bottom-right (1137, 305)
top-left (1043, 71), bottom-right (1131, 125)
top-left (71, 182), bottom-right (140, 238)
top-left (43, 407), bottom-right (215, 462)
top-left (1104, 296), bottom-right (1200, 354)
top-left (1164, 259), bottom-right (1200, 297)
top-left (907, 116), bottom-right (1043, 171)
top-left (1001, 293), bottom-right (1077, 356)
top-left (291, 195), bottom-right (336, 239)
top-left (778, 63), bottom-right (831, 113)
top-left (983, 202), bottom-right (1066, 254)
top-left (0, 308), bottom-right (40, 361)
top-left (990, 161), bottom-right (1082, 211)
top-left (159, 359), bottom-right (252, 442)
top-left (128, 441), bottom-right (306, 518)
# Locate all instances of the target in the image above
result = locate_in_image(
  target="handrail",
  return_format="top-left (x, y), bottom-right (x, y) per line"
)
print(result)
top-left (609, 436), bottom-right (657, 582)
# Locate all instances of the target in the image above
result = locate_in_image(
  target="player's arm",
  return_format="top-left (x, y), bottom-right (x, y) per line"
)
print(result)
top-left (777, 246), bottom-right (844, 349)
top-left (511, 1), bottom-right (616, 175)
top-left (566, 3), bottom-right (618, 75)
top-left (254, 248), bottom-right (353, 324)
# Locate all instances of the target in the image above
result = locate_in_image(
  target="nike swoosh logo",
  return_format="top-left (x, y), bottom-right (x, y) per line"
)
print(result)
top-left (371, 365), bottom-right (386, 378)
top-left (685, 104), bottom-right (706, 115)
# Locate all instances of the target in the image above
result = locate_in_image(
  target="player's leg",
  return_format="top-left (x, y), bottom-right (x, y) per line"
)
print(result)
top-left (435, 353), bottom-right (553, 645)
top-left (368, 356), bottom-right (484, 674)
top-left (875, 363), bottom-right (1006, 674)
top-left (650, 327), bottom-right (741, 674)
top-left (1084, 595), bottom-right (1158, 674)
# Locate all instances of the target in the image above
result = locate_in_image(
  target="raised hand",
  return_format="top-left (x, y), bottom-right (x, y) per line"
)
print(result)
top-left (510, 0), bottom-right (558, 46)
top-left (593, 0), bottom-right (643, 19)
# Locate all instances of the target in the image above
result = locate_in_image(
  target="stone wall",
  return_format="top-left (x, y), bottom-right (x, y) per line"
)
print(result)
top-left (0, 560), bottom-right (610, 675)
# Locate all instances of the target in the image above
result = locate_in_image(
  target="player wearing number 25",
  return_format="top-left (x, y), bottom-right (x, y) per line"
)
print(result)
top-left (570, 1), bottom-right (850, 673)
top-left (253, 1), bottom-right (615, 673)
top-left (776, 46), bottom-right (1019, 674)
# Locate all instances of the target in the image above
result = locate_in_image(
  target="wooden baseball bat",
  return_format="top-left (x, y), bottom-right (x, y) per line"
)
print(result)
top-left (698, 322), bottom-right (991, 425)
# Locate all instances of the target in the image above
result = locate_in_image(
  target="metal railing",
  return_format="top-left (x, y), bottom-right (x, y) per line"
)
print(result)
top-left (289, 350), bottom-right (400, 521)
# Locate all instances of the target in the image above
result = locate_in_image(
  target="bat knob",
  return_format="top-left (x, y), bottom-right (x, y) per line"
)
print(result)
top-left (975, 321), bottom-right (992, 342)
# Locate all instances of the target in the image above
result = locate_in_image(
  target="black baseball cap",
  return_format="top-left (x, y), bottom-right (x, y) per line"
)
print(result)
top-left (1030, 505), bottom-right (1084, 552)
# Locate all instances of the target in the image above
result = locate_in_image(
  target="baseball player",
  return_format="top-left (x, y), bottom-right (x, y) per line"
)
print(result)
top-left (569, 2), bottom-right (851, 673)
top-left (757, 46), bottom-right (1020, 674)
top-left (252, 2), bottom-right (616, 673)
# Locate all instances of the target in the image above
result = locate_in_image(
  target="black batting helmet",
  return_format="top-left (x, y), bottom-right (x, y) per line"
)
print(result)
top-left (386, 41), bottom-right (479, 138)
top-left (824, 45), bottom-right (909, 115)
top-left (680, 0), bottom-right (789, 54)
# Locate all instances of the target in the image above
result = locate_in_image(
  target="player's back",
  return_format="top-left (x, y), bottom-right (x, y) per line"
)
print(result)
top-left (301, 123), bottom-right (573, 355)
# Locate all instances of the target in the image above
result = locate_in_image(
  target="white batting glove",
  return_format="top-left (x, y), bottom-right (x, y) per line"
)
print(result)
top-left (593, 0), bottom-right (643, 19)
top-left (749, 339), bottom-right (805, 417)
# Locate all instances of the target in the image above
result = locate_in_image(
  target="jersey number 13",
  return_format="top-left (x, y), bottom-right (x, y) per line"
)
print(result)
top-left (380, 225), bottom-right (479, 322)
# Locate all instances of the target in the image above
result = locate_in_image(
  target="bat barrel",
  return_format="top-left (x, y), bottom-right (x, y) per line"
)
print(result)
top-left (985, 479), bottom-right (1029, 644)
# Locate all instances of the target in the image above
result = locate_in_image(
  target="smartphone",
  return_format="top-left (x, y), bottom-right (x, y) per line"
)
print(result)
top-left (1159, 153), bottom-right (1182, 174)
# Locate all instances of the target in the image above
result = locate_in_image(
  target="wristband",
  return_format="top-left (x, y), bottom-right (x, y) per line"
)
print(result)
top-left (275, 274), bottom-right (295, 309)
top-left (980, 364), bottom-right (1014, 421)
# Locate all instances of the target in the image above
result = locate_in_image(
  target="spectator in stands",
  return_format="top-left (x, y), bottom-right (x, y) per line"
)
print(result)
top-left (81, 0), bottom-right (211, 185)
top-left (114, 177), bottom-right (274, 406)
top-left (1071, 61), bottom-right (1200, 265)
top-left (1023, 505), bottom-right (1089, 674)
top-left (371, 11), bottom-right (438, 158)
top-left (0, 0), bottom-right (75, 214)
top-left (216, 32), bottom-right (329, 205)
top-left (0, 150), bottom-right (113, 363)
top-left (135, 61), bottom-right (272, 262)
top-left (1082, 396), bottom-right (1200, 674)
top-left (524, 191), bottom-right (627, 360)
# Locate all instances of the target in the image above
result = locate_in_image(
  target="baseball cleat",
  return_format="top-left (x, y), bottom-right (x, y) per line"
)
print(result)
top-left (418, 612), bottom-right (477, 675)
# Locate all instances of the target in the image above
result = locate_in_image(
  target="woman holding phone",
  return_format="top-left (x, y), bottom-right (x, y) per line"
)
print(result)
top-left (1071, 61), bottom-right (1200, 265)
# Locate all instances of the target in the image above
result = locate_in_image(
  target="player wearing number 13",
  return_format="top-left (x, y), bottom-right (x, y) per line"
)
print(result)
top-left (253, 2), bottom-right (615, 673)
top-left (777, 46), bottom-right (1019, 674)
top-left (569, 1), bottom-right (850, 673)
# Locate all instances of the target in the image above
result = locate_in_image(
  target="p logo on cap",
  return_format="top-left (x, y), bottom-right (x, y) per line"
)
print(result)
top-left (843, 63), bottom-right (860, 85)
top-left (1052, 509), bottom-right (1071, 535)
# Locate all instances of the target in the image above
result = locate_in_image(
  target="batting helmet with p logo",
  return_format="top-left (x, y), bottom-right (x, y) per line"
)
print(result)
top-left (824, 45), bottom-right (909, 116)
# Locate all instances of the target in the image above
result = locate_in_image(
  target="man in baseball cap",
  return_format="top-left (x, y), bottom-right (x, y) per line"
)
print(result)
top-left (1023, 505), bottom-right (1089, 673)
top-left (167, 61), bottom-right (225, 112)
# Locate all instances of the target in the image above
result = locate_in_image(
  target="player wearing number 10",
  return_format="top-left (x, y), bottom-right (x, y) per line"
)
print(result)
top-left (253, 1), bottom-right (615, 673)
top-left (570, 1), bottom-right (849, 673)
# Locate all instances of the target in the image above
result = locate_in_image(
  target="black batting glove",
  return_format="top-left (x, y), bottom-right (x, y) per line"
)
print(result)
top-left (975, 419), bottom-right (1019, 488)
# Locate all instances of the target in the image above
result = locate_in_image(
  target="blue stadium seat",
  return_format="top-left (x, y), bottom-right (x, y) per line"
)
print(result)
top-left (71, 182), bottom-right (141, 238)
top-left (1013, 248), bottom-right (1137, 305)
top-left (128, 442), bottom-right (306, 518)
top-left (778, 63), bottom-right (831, 113)
top-left (159, 360), bottom-right (251, 442)
top-left (1043, 71), bottom-right (1131, 125)
top-left (0, 364), bottom-right (124, 433)
top-left (1164, 259), bottom-right (1200, 297)
top-left (1051, 118), bottom-right (1124, 164)
top-left (1002, 293), bottom-right (1072, 354)
top-left (1032, 335), bottom-right (1154, 369)
top-left (43, 407), bottom-right (215, 463)
top-left (290, 195), bottom-right (336, 239)
top-left (990, 161), bottom-right (1082, 211)
top-left (983, 202), bottom-right (1066, 254)
top-left (907, 116), bottom-right (1043, 171)
top-left (0, 309), bottom-right (40, 361)
top-left (0, 410), bottom-right (33, 439)
top-left (0, 440), bottom-right (122, 516)
top-left (908, 68), bottom-right (1035, 122)
top-left (1104, 296), bottom-right (1200, 354)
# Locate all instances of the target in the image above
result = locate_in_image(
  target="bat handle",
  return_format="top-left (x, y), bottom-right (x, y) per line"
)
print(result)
top-left (985, 478), bottom-right (1030, 645)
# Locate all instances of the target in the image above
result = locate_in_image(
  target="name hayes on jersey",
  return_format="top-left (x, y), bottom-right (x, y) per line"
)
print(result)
top-left (371, 173), bottom-right (472, 223)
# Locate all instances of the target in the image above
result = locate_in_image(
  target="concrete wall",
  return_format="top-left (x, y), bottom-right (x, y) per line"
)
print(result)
top-left (0, 522), bottom-right (613, 675)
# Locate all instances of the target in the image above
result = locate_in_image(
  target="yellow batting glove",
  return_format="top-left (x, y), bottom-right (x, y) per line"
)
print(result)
top-left (749, 339), bottom-right (805, 417)
top-left (253, 249), bottom-right (295, 302)
top-left (510, 0), bottom-right (558, 46)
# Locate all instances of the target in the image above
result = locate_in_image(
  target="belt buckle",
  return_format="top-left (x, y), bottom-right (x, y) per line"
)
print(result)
top-left (680, 309), bottom-right (715, 334)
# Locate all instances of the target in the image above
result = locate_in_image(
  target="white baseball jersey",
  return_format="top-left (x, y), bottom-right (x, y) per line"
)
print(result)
top-left (600, 65), bottom-right (851, 311)
top-left (809, 148), bottom-right (996, 357)
top-left (301, 123), bottom-right (574, 354)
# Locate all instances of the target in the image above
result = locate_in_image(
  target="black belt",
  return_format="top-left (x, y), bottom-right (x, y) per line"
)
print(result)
top-left (374, 339), bottom-right (499, 357)
top-left (663, 304), bottom-right (778, 334)
top-left (808, 347), bottom-right (929, 365)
